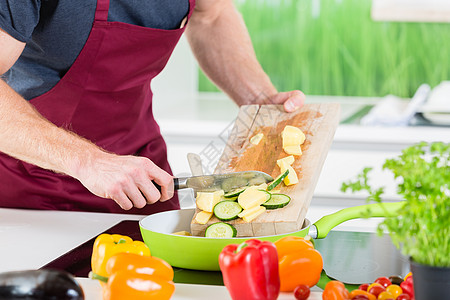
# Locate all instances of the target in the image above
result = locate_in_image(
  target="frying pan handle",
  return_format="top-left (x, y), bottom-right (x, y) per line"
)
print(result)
top-left (310, 201), bottom-right (405, 239)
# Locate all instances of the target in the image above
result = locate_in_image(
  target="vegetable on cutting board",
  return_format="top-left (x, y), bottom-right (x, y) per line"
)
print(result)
top-left (219, 239), bottom-right (280, 300)
top-left (278, 159), bottom-right (299, 186)
top-left (196, 190), bottom-right (225, 213)
top-left (213, 201), bottom-right (243, 221)
top-left (195, 210), bottom-right (213, 224)
top-left (0, 269), bottom-right (84, 300)
top-left (238, 205), bottom-right (267, 222)
top-left (262, 193), bottom-right (291, 209)
top-left (237, 187), bottom-right (271, 210)
top-left (281, 125), bottom-right (305, 156)
top-left (205, 222), bottom-right (237, 238)
top-left (267, 168), bottom-right (289, 191)
top-left (276, 155), bottom-right (295, 168)
top-left (250, 132), bottom-right (264, 145)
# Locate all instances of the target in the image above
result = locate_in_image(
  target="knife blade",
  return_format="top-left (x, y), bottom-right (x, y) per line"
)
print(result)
top-left (173, 171), bottom-right (274, 192)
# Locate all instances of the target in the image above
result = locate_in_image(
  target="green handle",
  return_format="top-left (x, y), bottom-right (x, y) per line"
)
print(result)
top-left (312, 201), bottom-right (405, 239)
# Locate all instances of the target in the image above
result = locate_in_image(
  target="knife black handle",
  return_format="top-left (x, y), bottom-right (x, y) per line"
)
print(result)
top-left (151, 178), bottom-right (180, 193)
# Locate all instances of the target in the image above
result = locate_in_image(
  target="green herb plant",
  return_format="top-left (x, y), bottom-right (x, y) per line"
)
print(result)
top-left (341, 142), bottom-right (450, 267)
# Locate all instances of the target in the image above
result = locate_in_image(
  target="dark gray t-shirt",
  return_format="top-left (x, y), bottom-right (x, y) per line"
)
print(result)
top-left (0, 0), bottom-right (189, 100)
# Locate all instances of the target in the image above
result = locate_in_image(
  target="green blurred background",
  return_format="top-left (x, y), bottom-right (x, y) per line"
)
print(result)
top-left (198, 0), bottom-right (450, 97)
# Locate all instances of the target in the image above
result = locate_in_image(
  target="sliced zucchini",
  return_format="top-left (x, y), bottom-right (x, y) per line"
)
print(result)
top-left (224, 187), bottom-right (247, 198)
top-left (213, 201), bottom-right (243, 221)
top-left (267, 169), bottom-right (289, 191)
top-left (259, 190), bottom-right (272, 201)
top-left (262, 193), bottom-right (291, 209)
top-left (205, 222), bottom-right (237, 238)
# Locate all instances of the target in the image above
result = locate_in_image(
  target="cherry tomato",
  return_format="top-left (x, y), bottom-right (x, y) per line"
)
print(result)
top-left (377, 291), bottom-right (394, 300)
top-left (293, 284), bottom-right (310, 300)
top-left (400, 276), bottom-right (414, 297)
top-left (397, 293), bottom-right (411, 300)
top-left (349, 289), bottom-right (376, 300)
top-left (358, 283), bottom-right (369, 291)
top-left (385, 284), bottom-right (402, 298)
top-left (374, 276), bottom-right (391, 288)
top-left (388, 275), bottom-right (403, 286)
top-left (351, 296), bottom-right (370, 300)
top-left (403, 272), bottom-right (412, 280)
top-left (368, 285), bottom-right (385, 298)
top-left (367, 282), bottom-right (382, 292)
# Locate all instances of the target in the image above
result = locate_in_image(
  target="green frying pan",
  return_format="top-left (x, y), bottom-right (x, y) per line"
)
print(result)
top-left (139, 201), bottom-right (404, 271)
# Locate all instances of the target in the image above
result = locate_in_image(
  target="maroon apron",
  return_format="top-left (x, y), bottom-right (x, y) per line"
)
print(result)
top-left (0, 0), bottom-right (195, 214)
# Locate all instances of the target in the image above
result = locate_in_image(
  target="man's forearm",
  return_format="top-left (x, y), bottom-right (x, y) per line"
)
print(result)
top-left (0, 79), bottom-right (101, 179)
top-left (186, 1), bottom-right (277, 105)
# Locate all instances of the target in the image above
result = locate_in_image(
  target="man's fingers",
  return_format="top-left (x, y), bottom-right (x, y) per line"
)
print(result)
top-left (283, 90), bottom-right (305, 112)
top-left (138, 180), bottom-right (162, 204)
top-left (152, 176), bottom-right (174, 202)
top-left (269, 90), bottom-right (305, 112)
top-left (110, 190), bottom-right (133, 210)
top-left (145, 161), bottom-right (174, 202)
top-left (123, 184), bottom-right (148, 209)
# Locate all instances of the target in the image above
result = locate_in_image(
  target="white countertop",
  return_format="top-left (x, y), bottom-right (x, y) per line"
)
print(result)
top-left (78, 278), bottom-right (323, 300)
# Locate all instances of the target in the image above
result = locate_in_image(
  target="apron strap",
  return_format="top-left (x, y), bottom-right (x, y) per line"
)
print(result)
top-left (94, 0), bottom-right (110, 22)
top-left (187, 0), bottom-right (196, 19)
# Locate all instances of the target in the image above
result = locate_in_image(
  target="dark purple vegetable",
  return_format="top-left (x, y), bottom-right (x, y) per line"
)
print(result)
top-left (388, 275), bottom-right (404, 286)
top-left (0, 269), bottom-right (84, 300)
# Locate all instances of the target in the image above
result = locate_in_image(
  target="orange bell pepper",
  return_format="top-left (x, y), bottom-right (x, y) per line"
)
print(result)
top-left (274, 236), bottom-right (323, 292)
top-left (106, 252), bottom-right (174, 281)
top-left (102, 252), bottom-right (175, 300)
top-left (322, 281), bottom-right (350, 300)
top-left (103, 270), bottom-right (175, 300)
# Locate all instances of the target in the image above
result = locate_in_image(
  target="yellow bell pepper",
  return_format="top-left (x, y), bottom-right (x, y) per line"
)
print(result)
top-left (91, 234), bottom-right (150, 278)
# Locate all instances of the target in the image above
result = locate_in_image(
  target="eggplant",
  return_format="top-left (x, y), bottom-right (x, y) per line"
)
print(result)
top-left (0, 269), bottom-right (84, 300)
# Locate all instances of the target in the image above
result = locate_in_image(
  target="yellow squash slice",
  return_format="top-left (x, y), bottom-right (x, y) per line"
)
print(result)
top-left (196, 190), bottom-right (225, 212)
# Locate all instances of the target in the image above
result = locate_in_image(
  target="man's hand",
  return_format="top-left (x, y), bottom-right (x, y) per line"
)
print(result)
top-left (75, 152), bottom-right (174, 210)
top-left (266, 90), bottom-right (306, 113)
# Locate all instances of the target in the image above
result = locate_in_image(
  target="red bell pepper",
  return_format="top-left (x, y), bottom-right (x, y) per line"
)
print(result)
top-left (219, 239), bottom-right (280, 300)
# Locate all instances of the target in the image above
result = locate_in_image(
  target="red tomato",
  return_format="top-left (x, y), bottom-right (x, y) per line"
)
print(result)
top-left (351, 295), bottom-right (370, 300)
top-left (397, 294), bottom-right (411, 300)
top-left (294, 284), bottom-right (310, 300)
top-left (358, 283), bottom-right (369, 291)
top-left (374, 276), bottom-right (392, 288)
top-left (368, 285), bottom-right (385, 298)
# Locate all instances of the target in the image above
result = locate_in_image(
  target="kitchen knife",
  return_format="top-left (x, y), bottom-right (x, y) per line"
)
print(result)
top-left (173, 171), bottom-right (273, 192)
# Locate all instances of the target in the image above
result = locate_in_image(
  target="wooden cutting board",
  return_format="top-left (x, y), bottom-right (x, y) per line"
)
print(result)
top-left (190, 103), bottom-right (340, 237)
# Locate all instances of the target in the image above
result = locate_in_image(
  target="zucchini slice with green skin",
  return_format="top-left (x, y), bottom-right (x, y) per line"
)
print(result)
top-left (259, 190), bottom-right (272, 201)
top-left (224, 187), bottom-right (247, 198)
top-left (262, 193), bottom-right (291, 209)
top-left (213, 201), bottom-right (243, 221)
top-left (205, 222), bottom-right (237, 238)
top-left (267, 169), bottom-right (289, 191)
